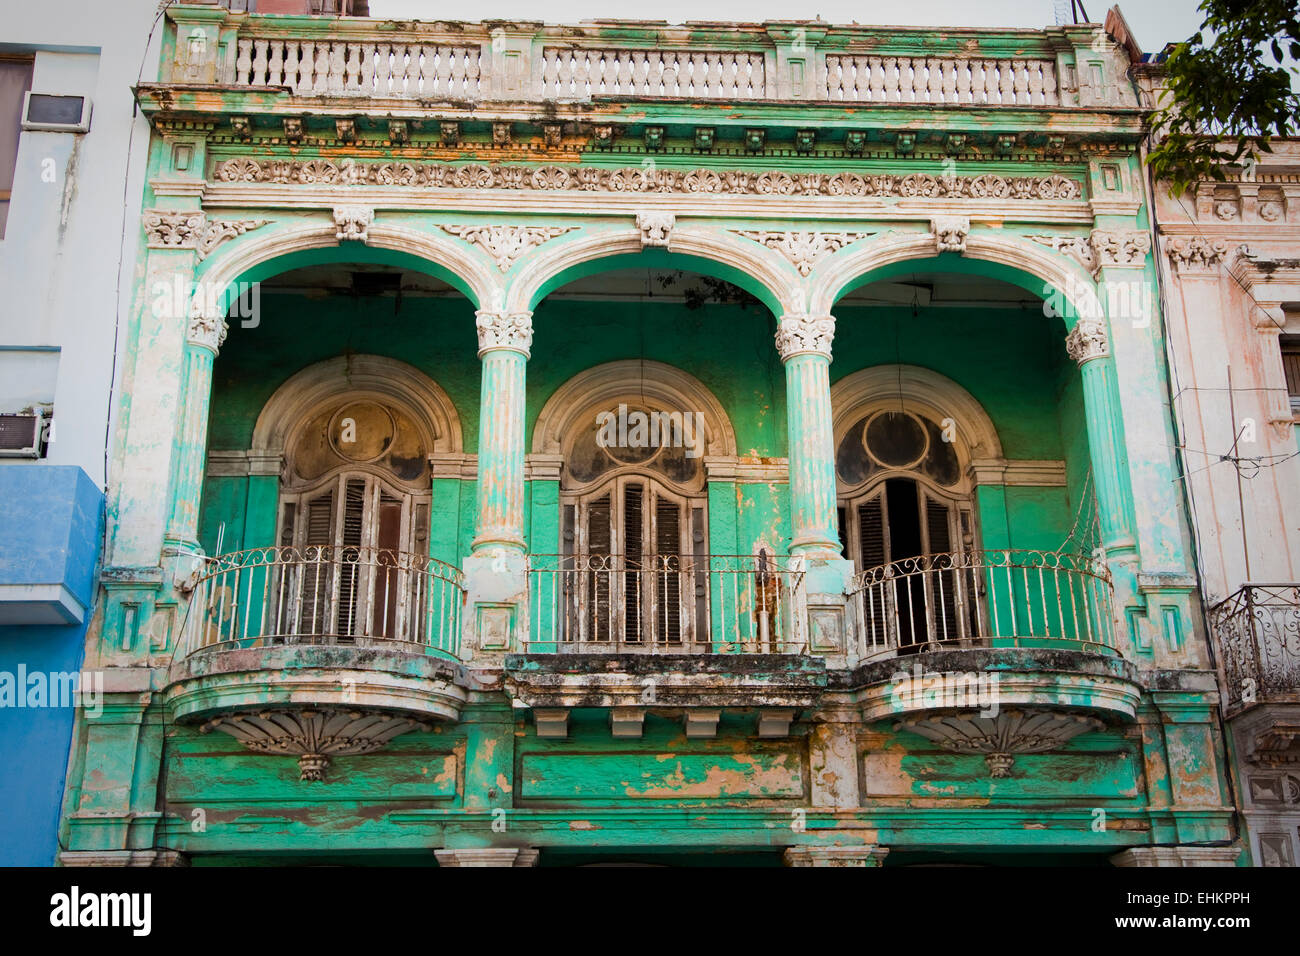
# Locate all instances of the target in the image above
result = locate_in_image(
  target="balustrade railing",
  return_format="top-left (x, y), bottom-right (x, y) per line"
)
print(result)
top-left (848, 548), bottom-right (1116, 659)
top-left (526, 553), bottom-right (807, 653)
top-left (1209, 584), bottom-right (1300, 714)
top-left (181, 545), bottom-right (464, 658)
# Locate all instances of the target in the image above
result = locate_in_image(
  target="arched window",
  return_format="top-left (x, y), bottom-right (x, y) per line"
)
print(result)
top-left (277, 398), bottom-right (434, 642)
top-left (560, 405), bottom-right (709, 646)
top-left (832, 368), bottom-right (998, 654)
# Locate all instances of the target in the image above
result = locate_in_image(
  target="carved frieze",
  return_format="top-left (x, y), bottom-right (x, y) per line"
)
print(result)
top-left (442, 225), bottom-right (574, 271)
top-left (735, 230), bottom-right (873, 276)
top-left (212, 158), bottom-right (1085, 200)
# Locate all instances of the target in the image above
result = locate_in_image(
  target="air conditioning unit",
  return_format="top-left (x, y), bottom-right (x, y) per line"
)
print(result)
top-left (22, 92), bottom-right (92, 133)
top-left (0, 411), bottom-right (46, 458)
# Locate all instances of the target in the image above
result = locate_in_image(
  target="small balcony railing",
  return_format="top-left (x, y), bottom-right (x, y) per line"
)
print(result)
top-left (525, 553), bottom-right (807, 653)
top-left (181, 545), bottom-right (464, 658)
top-left (849, 548), bottom-right (1117, 659)
top-left (1209, 583), bottom-right (1300, 714)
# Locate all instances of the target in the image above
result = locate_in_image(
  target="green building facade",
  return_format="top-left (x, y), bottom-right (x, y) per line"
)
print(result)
top-left (59, 6), bottom-right (1242, 866)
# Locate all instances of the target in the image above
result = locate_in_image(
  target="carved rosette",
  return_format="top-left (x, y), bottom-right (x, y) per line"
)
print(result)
top-left (774, 314), bottom-right (835, 361)
top-left (201, 708), bottom-right (427, 782)
top-left (1165, 236), bottom-right (1229, 272)
top-left (475, 310), bottom-right (534, 358)
top-left (1064, 316), bottom-right (1109, 365)
top-left (636, 211), bottom-right (675, 248)
top-left (442, 224), bottom-right (573, 271)
top-left (735, 230), bottom-right (873, 276)
top-left (931, 216), bottom-right (971, 253)
top-left (143, 210), bottom-right (206, 249)
top-left (899, 709), bottom-right (1105, 778)
top-left (187, 310), bottom-right (228, 354)
top-left (333, 205), bottom-right (373, 243)
top-left (1089, 229), bottom-right (1150, 269)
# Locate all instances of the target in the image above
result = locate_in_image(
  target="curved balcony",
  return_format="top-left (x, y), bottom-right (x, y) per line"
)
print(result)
top-left (166, 546), bottom-right (468, 779)
top-left (845, 549), bottom-right (1139, 760)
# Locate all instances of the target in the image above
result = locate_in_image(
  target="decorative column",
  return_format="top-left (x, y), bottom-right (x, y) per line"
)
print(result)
top-left (472, 310), bottom-right (532, 553)
top-left (775, 314), bottom-right (840, 557)
top-left (164, 308), bottom-right (225, 549)
top-left (1065, 315), bottom-right (1137, 555)
top-left (463, 311), bottom-right (533, 660)
top-left (775, 314), bottom-right (856, 665)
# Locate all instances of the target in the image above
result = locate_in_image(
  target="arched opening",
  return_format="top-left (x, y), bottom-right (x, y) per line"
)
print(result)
top-left (829, 260), bottom-right (1113, 657)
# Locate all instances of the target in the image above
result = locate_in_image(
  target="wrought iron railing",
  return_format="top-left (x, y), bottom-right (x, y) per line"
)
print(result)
top-left (848, 548), bottom-right (1116, 659)
top-left (181, 545), bottom-right (464, 658)
top-left (1209, 584), bottom-right (1300, 714)
top-left (525, 553), bottom-right (807, 653)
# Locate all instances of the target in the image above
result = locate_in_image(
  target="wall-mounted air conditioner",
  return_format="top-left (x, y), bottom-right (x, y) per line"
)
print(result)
top-left (0, 411), bottom-right (47, 458)
top-left (21, 92), bottom-right (92, 133)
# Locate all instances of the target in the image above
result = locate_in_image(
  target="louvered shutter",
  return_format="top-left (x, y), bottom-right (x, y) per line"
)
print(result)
top-left (587, 493), bottom-right (612, 642)
top-left (856, 491), bottom-right (891, 650)
top-left (622, 482), bottom-right (644, 642)
top-left (924, 493), bottom-right (959, 643)
top-left (654, 493), bottom-right (683, 644)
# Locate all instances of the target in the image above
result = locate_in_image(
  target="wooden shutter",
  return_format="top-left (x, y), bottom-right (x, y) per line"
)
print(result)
top-left (587, 493), bottom-right (612, 642)
top-left (924, 493), bottom-right (959, 643)
top-left (856, 491), bottom-right (890, 648)
top-left (623, 482), bottom-right (644, 642)
top-left (300, 487), bottom-right (336, 637)
top-left (372, 490), bottom-right (403, 638)
top-left (654, 493), bottom-right (683, 644)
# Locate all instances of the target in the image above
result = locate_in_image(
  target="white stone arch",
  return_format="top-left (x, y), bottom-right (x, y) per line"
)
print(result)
top-left (252, 355), bottom-right (464, 465)
top-left (194, 219), bottom-right (501, 313)
top-left (807, 230), bottom-right (1100, 326)
top-left (532, 359), bottom-right (738, 459)
top-left (830, 365), bottom-right (1003, 475)
top-left (504, 224), bottom-right (801, 315)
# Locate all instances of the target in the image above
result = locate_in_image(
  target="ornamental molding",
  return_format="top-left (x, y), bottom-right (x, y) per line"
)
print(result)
top-left (144, 210), bottom-right (270, 260)
top-left (211, 158), bottom-right (1084, 200)
top-left (475, 310), bottom-right (534, 357)
top-left (636, 211), bottom-right (675, 248)
top-left (898, 709), bottom-right (1104, 778)
top-left (931, 216), bottom-right (970, 253)
top-left (1165, 236), bottom-right (1230, 272)
top-left (1028, 235), bottom-right (1099, 277)
top-left (1089, 228), bottom-right (1150, 268)
top-left (442, 224), bottom-right (574, 271)
top-left (187, 311), bottom-right (228, 353)
top-left (1064, 316), bottom-right (1109, 365)
top-left (735, 230), bottom-right (874, 276)
top-left (201, 708), bottom-right (426, 782)
top-left (774, 314), bottom-right (835, 361)
top-left (143, 210), bottom-right (204, 249)
top-left (195, 218), bottom-right (269, 260)
top-left (333, 205), bottom-right (373, 242)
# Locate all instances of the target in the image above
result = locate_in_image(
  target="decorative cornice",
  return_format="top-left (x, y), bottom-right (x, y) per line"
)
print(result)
top-left (735, 230), bottom-right (873, 276)
top-left (1064, 315), bottom-right (1109, 364)
top-left (774, 314), bottom-right (835, 361)
top-left (931, 215), bottom-right (970, 253)
top-left (211, 158), bottom-right (1084, 200)
top-left (442, 224), bottom-right (573, 271)
top-left (1090, 228), bottom-right (1150, 268)
top-left (1165, 235), bottom-right (1230, 272)
top-left (1028, 234), bottom-right (1098, 276)
top-left (636, 211), bottom-right (675, 248)
top-left (475, 310), bottom-right (534, 357)
top-left (333, 205), bottom-right (373, 242)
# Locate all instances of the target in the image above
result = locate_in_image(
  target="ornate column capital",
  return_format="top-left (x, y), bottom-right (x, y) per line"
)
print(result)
top-left (187, 309), bottom-right (228, 354)
top-left (475, 310), bottom-right (534, 358)
top-left (1089, 228), bottom-right (1150, 269)
top-left (1165, 236), bottom-right (1230, 273)
top-left (1064, 315), bottom-right (1109, 365)
top-left (775, 314), bottom-right (835, 361)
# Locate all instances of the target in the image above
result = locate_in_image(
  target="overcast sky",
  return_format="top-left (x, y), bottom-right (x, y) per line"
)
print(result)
top-left (367, 1), bottom-right (1208, 52)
